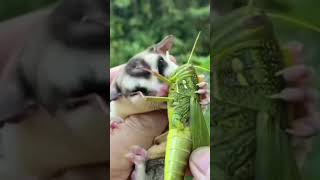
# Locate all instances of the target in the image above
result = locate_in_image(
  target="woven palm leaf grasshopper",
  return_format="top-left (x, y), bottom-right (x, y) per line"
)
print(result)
top-left (211, 2), bottom-right (319, 180)
top-left (133, 32), bottom-right (211, 180)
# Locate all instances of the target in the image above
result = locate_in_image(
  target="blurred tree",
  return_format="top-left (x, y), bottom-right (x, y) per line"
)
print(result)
top-left (110, 0), bottom-right (210, 68)
top-left (0, 0), bottom-right (56, 21)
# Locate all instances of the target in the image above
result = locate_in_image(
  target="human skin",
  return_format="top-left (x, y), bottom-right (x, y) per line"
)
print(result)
top-left (189, 147), bottom-right (210, 180)
top-left (110, 65), bottom-right (168, 179)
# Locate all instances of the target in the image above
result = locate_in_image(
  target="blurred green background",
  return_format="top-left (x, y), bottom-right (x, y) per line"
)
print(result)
top-left (0, 0), bottom-right (55, 21)
top-left (110, 0), bottom-right (210, 68)
top-left (0, 0), bottom-right (319, 179)
top-left (213, 0), bottom-right (320, 179)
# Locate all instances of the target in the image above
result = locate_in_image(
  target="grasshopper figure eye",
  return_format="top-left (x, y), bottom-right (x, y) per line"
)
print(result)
top-left (232, 58), bottom-right (249, 86)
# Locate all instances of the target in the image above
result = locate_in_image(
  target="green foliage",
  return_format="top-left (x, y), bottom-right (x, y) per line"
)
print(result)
top-left (110, 0), bottom-right (210, 68)
top-left (0, 0), bottom-right (56, 22)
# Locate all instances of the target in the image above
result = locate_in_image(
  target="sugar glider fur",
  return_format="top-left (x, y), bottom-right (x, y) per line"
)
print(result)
top-left (110, 35), bottom-right (178, 123)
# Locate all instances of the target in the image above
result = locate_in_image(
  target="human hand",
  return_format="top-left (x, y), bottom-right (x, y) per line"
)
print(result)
top-left (276, 41), bottom-right (319, 167)
top-left (110, 65), bottom-right (168, 180)
top-left (189, 146), bottom-right (210, 180)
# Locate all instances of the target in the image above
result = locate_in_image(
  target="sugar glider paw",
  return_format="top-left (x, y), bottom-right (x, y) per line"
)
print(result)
top-left (126, 146), bottom-right (148, 180)
top-left (110, 117), bottom-right (124, 129)
top-left (125, 145), bottom-right (148, 165)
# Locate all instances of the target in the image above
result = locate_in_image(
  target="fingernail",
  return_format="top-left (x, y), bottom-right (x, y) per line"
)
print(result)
top-left (191, 147), bottom-right (210, 175)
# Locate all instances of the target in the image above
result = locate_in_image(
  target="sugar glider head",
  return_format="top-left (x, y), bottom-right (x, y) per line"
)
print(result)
top-left (110, 35), bottom-right (178, 101)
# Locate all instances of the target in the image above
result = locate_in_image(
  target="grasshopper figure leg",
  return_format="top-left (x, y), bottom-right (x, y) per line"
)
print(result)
top-left (134, 91), bottom-right (171, 107)
top-left (128, 91), bottom-right (170, 112)
top-left (154, 131), bottom-right (168, 144)
top-left (143, 96), bottom-right (171, 104)
top-left (148, 131), bottom-right (168, 159)
top-left (147, 140), bottom-right (167, 160)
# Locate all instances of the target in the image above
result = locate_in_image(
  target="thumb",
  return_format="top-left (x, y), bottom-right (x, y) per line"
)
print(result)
top-left (189, 147), bottom-right (210, 180)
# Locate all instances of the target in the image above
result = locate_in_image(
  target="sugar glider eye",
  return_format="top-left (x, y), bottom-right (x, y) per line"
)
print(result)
top-left (159, 57), bottom-right (165, 62)
top-left (157, 56), bottom-right (168, 76)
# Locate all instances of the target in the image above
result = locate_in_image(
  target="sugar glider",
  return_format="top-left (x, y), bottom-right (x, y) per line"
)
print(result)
top-left (110, 35), bottom-right (178, 123)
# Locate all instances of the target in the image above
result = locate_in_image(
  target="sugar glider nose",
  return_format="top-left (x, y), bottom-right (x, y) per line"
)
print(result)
top-left (157, 84), bottom-right (169, 97)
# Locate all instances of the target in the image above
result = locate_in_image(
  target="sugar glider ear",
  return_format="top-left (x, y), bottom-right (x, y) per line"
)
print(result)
top-left (110, 81), bottom-right (122, 101)
top-left (152, 35), bottom-right (175, 55)
top-left (0, 81), bottom-right (35, 127)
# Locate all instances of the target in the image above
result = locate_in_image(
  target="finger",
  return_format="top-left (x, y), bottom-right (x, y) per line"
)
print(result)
top-left (189, 147), bottom-right (210, 180)
top-left (286, 117), bottom-right (318, 138)
top-left (195, 89), bottom-right (208, 95)
top-left (110, 64), bottom-right (125, 84)
top-left (197, 74), bottom-right (205, 82)
top-left (269, 88), bottom-right (306, 102)
top-left (292, 138), bottom-right (312, 169)
top-left (197, 82), bottom-right (207, 88)
top-left (200, 99), bottom-right (210, 105)
top-left (276, 65), bottom-right (313, 83)
top-left (269, 87), bottom-right (318, 103)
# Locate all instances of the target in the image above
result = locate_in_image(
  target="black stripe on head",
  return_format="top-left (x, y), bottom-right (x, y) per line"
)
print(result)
top-left (110, 82), bottom-right (122, 101)
top-left (157, 56), bottom-right (168, 76)
top-left (115, 83), bottom-right (122, 94)
top-left (130, 86), bottom-right (149, 95)
top-left (125, 58), bottom-right (151, 78)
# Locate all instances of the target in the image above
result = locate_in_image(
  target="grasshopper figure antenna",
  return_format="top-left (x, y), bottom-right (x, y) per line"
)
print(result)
top-left (246, 0), bottom-right (319, 33)
top-left (267, 13), bottom-right (320, 33)
top-left (187, 31), bottom-right (210, 72)
top-left (248, 0), bottom-right (319, 33)
top-left (187, 31), bottom-right (201, 64)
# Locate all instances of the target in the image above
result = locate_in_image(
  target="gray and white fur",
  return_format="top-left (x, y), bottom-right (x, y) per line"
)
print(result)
top-left (110, 35), bottom-right (178, 120)
top-left (0, 0), bottom-right (108, 179)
